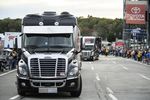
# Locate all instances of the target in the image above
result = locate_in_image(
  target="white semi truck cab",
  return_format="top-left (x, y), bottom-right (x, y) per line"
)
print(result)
top-left (16, 11), bottom-right (82, 97)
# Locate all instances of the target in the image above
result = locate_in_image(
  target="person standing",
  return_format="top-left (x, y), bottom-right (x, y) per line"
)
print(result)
top-left (10, 48), bottom-right (17, 69)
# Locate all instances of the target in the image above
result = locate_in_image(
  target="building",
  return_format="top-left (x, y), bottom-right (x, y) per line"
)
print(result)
top-left (123, 0), bottom-right (149, 49)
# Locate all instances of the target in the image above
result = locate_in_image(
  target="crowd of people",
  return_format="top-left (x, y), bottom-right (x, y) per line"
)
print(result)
top-left (101, 47), bottom-right (150, 65)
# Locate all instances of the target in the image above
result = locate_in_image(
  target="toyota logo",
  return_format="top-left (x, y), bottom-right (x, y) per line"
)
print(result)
top-left (131, 7), bottom-right (141, 14)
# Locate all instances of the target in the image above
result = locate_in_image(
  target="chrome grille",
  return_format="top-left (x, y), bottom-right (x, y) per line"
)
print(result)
top-left (40, 59), bottom-right (56, 77)
top-left (82, 51), bottom-right (90, 57)
top-left (30, 58), bottom-right (66, 78)
top-left (57, 58), bottom-right (66, 76)
top-left (30, 58), bottom-right (39, 77)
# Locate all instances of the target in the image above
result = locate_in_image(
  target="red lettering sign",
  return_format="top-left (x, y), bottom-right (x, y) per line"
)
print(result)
top-left (8, 35), bottom-right (16, 41)
top-left (125, 4), bottom-right (146, 24)
top-left (115, 42), bottom-right (124, 47)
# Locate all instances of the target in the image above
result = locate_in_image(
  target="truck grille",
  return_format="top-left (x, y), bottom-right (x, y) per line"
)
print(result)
top-left (82, 51), bottom-right (90, 57)
top-left (30, 58), bottom-right (66, 78)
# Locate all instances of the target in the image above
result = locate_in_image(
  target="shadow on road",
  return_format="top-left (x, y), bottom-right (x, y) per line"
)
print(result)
top-left (22, 92), bottom-right (79, 99)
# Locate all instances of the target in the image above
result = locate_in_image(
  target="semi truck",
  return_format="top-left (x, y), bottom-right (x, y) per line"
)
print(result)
top-left (16, 11), bottom-right (82, 97)
top-left (81, 36), bottom-right (101, 61)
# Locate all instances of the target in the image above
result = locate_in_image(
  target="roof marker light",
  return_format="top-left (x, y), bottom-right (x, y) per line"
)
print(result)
top-left (54, 22), bottom-right (59, 26)
top-left (39, 22), bottom-right (44, 26)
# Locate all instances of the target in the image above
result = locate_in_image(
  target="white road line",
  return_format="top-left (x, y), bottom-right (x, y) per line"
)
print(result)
top-left (89, 62), bottom-right (94, 70)
top-left (122, 67), bottom-right (128, 70)
top-left (109, 94), bottom-right (118, 100)
top-left (106, 87), bottom-right (114, 94)
top-left (96, 73), bottom-right (100, 81)
top-left (9, 95), bottom-right (20, 100)
top-left (120, 65), bottom-right (128, 70)
top-left (91, 66), bottom-right (94, 70)
top-left (139, 74), bottom-right (150, 81)
top-left (0, 69), bottom-right (17, 77)
top-left (112, 61), bottom-right (116, 64)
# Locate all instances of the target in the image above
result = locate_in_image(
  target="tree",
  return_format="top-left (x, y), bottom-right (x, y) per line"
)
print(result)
top-left (78, 17), bottom-right (123, 42)
top-left (0, 18), bottom-right (21, 33)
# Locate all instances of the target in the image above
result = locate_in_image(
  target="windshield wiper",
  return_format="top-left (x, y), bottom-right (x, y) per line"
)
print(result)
top-left (47, 48), bottom-right (66, 53)
top-left (25, 45), bottom-right (38, 49)
top-left (49, 45), bottom-right (71, 48)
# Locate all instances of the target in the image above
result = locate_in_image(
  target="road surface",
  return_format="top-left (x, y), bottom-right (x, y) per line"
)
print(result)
top-left (0, 55), bottom-right (150, 100)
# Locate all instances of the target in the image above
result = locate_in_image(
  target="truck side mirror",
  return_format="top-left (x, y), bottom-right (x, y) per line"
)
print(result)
top-left (72, 49), bottom-right (81, 54)
top-left (80, 37), bottom-right (83, 50)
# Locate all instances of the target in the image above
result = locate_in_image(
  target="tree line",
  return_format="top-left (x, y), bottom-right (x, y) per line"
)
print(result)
top-left (0, 16), bottom-right (123, 42)
top-left (78, 16), bottom-right (123, 42)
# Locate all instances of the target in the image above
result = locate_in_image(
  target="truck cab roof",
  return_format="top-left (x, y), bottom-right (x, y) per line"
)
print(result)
top-left (23, 11), bottom-right (77, 26)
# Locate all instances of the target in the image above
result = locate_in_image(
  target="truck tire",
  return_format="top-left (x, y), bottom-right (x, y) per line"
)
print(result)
top-left (70, 76), bottom-right (82, 97)
top-left (90, 56), bottom-right (94, 61)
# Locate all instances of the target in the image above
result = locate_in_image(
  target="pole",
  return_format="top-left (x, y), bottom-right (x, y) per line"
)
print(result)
top-left (148, 0), bottom-right (150, 48)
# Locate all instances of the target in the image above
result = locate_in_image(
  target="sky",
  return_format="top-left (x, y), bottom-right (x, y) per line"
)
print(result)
top-left (0, 0), bottom-right (123, 19)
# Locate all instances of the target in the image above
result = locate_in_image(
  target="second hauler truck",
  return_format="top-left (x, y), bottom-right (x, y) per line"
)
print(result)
top-left (81, 36), bottom-right (101, 61)
top-left (16, 11), bottom-right (82, 97)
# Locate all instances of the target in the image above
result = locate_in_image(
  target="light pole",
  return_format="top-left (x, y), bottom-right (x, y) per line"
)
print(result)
top-left (148, 0), bottom-right (150, 48)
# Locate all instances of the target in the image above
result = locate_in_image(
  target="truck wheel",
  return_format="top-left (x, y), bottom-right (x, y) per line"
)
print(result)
top-left (70, 76), bottom-right (82, 97)
top-left (90, 57), bottom-right (94, 61)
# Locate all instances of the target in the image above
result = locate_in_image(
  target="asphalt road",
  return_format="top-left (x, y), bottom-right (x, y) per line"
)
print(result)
top-left (0, 55), bottom-right (150, 100)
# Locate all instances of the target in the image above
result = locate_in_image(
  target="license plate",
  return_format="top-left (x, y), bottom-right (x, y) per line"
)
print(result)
top-left (39, 88), bottom-right (57, 93)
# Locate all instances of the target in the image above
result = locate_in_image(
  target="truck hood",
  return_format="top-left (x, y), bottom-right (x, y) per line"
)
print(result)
top-left (23, 48), bottom-right (74, 60)
top-left (28, 53), bottom-right (68, 60)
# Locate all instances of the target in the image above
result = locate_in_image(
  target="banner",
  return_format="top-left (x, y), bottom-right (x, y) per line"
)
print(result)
top-left (4, 32), bottom-right (21, 48)
top-left (125, 4), bottom-right (146, 24)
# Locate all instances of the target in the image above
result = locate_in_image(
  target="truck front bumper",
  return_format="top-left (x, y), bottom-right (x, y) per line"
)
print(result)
top-left (16, 75), bottom-right (81, 93)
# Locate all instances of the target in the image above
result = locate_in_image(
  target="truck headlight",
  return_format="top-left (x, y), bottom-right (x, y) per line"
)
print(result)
top-left (91, 51), bottom-right (94, 56)
top-left (68, 67), bottom-right (79, 76)
top-left (68, 59), bottom-right (79, 77)
top-left (18, 59), bottom-right (28, 76)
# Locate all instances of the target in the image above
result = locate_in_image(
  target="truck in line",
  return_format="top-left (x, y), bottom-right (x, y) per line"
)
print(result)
top-left (16, 11), bottom-right (82, 97)
top-left (81, 36), bottom-right (101, 61)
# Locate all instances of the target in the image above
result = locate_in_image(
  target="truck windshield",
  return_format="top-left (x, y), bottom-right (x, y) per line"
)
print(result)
top-left (24, 34), bottom-right (73, 52)
top-left (83, 45), bottom-right (94, 50)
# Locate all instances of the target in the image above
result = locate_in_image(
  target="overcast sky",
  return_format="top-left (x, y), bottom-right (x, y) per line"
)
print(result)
top-left (0, 0), bottom-right (123, 19)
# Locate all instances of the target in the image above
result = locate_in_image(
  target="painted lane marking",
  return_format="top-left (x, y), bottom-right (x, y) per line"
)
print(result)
top-left (96, 73), bottom-right (100, 81)
top-left (139, 74), bottom-right (150, 81)
top-left (120, 65), bottom-right (128, 70)
top-left (122, 66), bottom-right (128, 70)
top-left (0, 69), bottom-right (17, 77)
top-left (91, 66), bottom-right (94, 70)
top-left (89, 62), bottom-right (94, 70)
top-left (106, 87), bottom-right (114, 94)
top-left (112, 61), bottom-right (116, 64)
top-left (109, 94), bottom-right (118, 100)
top-left (9, 95), bottom-right (20, 100)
